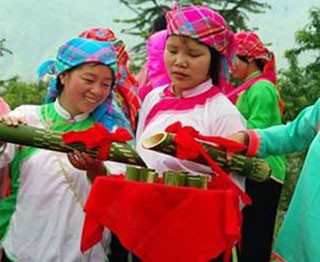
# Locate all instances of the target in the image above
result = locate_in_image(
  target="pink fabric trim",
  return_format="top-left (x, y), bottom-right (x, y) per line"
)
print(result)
top-left (247, 130), bottom-right (260, 157)
top-left (144, 86), bottom-right (221, 129)
top-left (226, 74), bottom-right (273, 102)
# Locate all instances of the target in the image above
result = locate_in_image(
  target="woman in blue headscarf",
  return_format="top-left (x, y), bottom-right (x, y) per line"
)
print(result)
top-left (0, 37), bottom-right (126, 261)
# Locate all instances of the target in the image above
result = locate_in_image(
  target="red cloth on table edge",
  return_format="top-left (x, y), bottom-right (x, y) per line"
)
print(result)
top-left (81, 175), bottom-right (243, 262)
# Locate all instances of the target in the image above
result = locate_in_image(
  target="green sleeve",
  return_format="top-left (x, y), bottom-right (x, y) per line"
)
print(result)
top-left (237, 80), bottom-right (282, 129)
top-left (257, 98), bottom-right (320, 157)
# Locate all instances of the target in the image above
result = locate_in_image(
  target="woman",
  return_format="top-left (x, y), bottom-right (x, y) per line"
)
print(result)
top-left (136, 5), bottom-right (247, 260)
top-left (229, 31), bottom-right (286, 262)
top-left (0, 37), bottom-right (128, 261)
top-left (229, 97), bottom-right (320, 262)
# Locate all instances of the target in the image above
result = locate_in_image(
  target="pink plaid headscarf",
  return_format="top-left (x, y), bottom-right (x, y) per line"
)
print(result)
top-left (166, 5), bottom-right (236, 67)
top-left (234, 31), bottom-right (284, 114)
top-left (235, 31), bottom-right (276, 83)
top-left (235, 31), bottom-right (270, 61)
top-left (166, 5), bottom-right (236, 91)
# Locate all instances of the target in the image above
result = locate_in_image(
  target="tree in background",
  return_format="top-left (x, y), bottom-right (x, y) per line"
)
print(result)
top-left (0, 39), bottom-right (12, 57)
top-left (2, 77), bottom-right (46, 109)
top-left (116, 0), bottom-right (270, 69)
top-left (0, 38), bottom-right (46, 109)
top-left (276, 7), bottom-right (320, 223)
top-left (279, 7), bottom-right (320, 122)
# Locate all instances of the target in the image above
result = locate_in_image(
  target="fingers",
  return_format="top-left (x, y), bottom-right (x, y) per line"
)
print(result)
top-left (226, 151), bottom-right (233, 166)
top-left (68, 150), bottom-right (100, 171)
top-left (227, 132), bottom-right (247, 145)
top-left (0, 115), bottom-right (28, 126)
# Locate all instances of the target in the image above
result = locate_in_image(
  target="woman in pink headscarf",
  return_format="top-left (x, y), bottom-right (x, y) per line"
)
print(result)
top-left (229, 31), bottom-right (285, 262)
top-left (136, 5), bottom-right (247, 261)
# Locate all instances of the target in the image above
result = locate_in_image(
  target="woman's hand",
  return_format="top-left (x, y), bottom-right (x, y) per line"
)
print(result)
top-left (0, 115), bottom-right (28, 126)
top-left (0, 115), bottom-right (28, 148)
top-left (67, 150), bottom-right (106, 182)
top-left (226, 131), bottom-right (249, 164)
top-left (227, 131), bottom-right (248, 145)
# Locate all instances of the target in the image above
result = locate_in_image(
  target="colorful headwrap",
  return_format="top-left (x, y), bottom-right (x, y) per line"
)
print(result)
top-left (235, 31), bottom-right (284, 114)
top-left (79, 28), bottom-right (140, 131)
top-left (147, 29), bottom-right (170, 88)
top-left (235, 31), bottom-right (276, 83)
top-left (166, 5), bottom-right (236, 90)
top-left (38, 37), bottom-right (129, 131)
top-left (235, 31), bottom-right (270, 61)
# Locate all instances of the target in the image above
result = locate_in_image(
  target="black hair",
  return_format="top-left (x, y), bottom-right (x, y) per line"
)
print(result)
top-left (254, 59), bottom-right (265, 72)
top-left (237, 55), bottom-right (249, 63)
top-left (237, 55), bottom-right (265, 72)
top-left (150, 12), bottom-right (167, 34)
top-left (208, 47), bottom-right (221, 85)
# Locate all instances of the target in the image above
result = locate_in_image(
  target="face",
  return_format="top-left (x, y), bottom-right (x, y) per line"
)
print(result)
top-left (164, 35), bottom-right (211, 95)
top-left (59, 63), bottom-right (113, 116)
top-left (230, 56), bottom-right (250, 80)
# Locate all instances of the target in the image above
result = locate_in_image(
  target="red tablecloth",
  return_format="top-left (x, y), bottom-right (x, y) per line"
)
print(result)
top-left (81, 175), bottom-right (243, 262)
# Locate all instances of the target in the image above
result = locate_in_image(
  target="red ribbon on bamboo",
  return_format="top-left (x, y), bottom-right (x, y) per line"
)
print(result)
top-left (62, 123), bottom-right (132, 160)
top-left (165, 121), bottom-right (251, 204)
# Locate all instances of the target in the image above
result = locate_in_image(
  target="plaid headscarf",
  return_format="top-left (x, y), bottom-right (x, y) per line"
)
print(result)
top-left (79, 28), bottom-right (140, 131)
top-left (235, 31), bottom-right (284, 114)
top-left (38, 37), bottom-right (129, 131)
top-left (166, 5), bottom-right (236, 89)
top-left (235, 31), bottom-right (270, 61)
top-left (235, 31), bottom-right (276, 83)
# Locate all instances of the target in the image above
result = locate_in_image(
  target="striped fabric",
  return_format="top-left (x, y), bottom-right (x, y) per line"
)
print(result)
top-left (79, 28), bottom-right (140, 131)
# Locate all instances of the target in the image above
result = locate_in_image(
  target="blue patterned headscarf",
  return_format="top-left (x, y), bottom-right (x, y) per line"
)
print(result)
top-left (38, 37), bottom-right (131, 131)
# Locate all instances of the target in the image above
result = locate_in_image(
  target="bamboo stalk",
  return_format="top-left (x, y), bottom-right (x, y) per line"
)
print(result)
top-left (142, 132), bottom-right (270, 182)
top-left (0, 123), bottom-right (146, 167)
top-left (125, 166), bottom-right (158, 183)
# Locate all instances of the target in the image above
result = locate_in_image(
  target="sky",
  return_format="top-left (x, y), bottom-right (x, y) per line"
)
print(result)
top-left (0, 0), bottom-right (318, 82)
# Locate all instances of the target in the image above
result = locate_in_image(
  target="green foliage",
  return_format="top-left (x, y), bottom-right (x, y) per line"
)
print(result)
top-left (116, 0), bottom-right (270, 68)
top-left (278, 7), bottom-right (320, 122)
top-left (1, 77), bottom-right (46, 109)
top-left (277, 7), bottom-right (320, 215)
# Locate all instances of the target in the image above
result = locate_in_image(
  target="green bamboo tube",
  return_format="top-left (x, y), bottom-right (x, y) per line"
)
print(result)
top-left (138, 167), bottom-right (148, 182)
top-left (0, 123), bottom-right (146, 167)
top-left (142, 132), bottom-right (270, 182)
top-left (198, 174), bottom-right (209, 190)
top-left (163, 171), bottom-right (187, 186)
top-left (186, 176), bottom-right (202, 189)
top-left (139, 168), bottom-right (158, 183)
top-left (125, 166), bottom-right (141, 181)
top-left (146, 170), bottom-right (158, 183)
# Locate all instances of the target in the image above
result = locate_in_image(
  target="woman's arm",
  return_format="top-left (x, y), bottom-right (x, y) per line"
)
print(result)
top-left (248, 98), bottom-right (320, 157)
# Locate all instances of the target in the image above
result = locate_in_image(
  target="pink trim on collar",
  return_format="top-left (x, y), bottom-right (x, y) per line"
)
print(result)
top-left (144, 85), bottom-right (221, 129)
top-left (166, 79), bottom-right (214, 98)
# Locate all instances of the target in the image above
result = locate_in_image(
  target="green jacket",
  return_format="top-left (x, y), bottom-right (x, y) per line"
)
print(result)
top-left (236, 71), bottom-right (286, 183)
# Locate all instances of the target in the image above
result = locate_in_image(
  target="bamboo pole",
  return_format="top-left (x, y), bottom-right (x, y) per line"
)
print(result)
top-left (142, 132), bottom-right (270, 182)
top-left (0, 123), bottom-right (146, 167)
